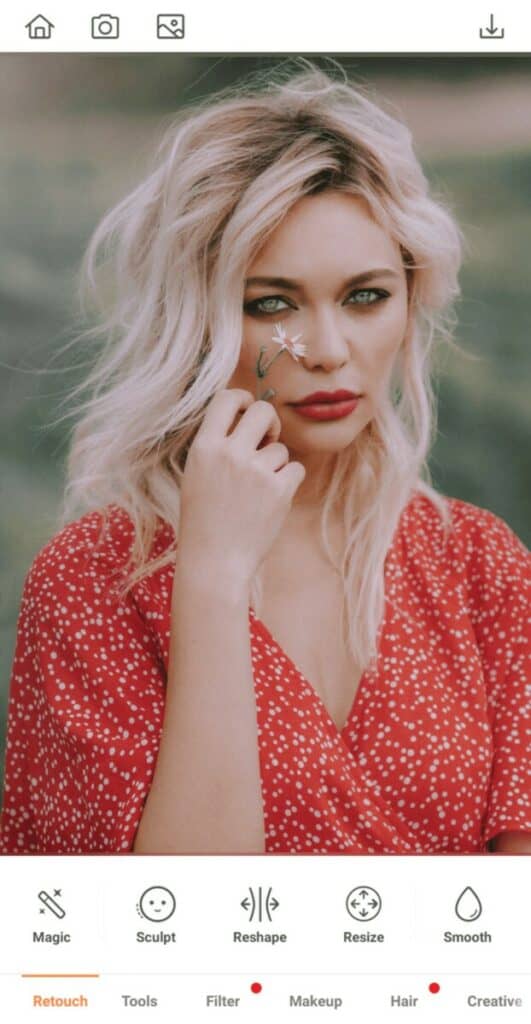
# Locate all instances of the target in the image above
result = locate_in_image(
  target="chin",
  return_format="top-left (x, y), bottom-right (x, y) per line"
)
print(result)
top-left (285, 431), bottom-right (361, 455)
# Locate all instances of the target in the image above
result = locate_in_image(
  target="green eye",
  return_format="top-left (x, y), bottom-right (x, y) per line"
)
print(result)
top-left (348, 289), bottom-right (388, 305)
top-left (244, 288), bottom-right (390, 316)
top-left (245, 296), bottom-right (289, 314)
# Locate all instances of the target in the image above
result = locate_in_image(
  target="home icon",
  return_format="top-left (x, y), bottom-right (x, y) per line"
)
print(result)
top-left (25, 14), bottom-right (55, 39)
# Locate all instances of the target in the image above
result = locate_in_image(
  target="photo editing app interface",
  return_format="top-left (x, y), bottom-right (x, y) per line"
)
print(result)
top-left (0, 2), bottom-right (530, 1020)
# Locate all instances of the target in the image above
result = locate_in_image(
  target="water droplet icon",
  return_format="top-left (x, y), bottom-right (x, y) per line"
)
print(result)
top-left (455, 886), bottom-right (482, 922)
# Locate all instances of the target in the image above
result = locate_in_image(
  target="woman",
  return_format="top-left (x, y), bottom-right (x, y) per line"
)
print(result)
top-left (1, 62), bottom-right (529, 855)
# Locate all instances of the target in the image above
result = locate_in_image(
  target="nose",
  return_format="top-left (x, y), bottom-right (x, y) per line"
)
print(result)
top-left (299, 311), bottom-right (350, 372)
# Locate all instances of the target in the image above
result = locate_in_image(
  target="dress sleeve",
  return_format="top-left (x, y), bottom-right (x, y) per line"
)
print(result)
top-left (0, 535), bottom-right (166, 854)
top-left (468, 512), bottom-right (531, 848)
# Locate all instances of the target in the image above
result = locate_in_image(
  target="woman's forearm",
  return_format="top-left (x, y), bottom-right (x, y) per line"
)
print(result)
top-left (133, 553), bottom-right (265, 853)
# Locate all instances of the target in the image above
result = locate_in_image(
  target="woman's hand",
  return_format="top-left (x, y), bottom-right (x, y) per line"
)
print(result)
top-left (177, 388), bottom-right (306, 586)
top-left (489, 831), bottom-right (531, 853)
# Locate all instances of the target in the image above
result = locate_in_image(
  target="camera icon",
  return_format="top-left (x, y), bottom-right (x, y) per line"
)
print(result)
top-left (91, 13), bottom-right (120, 39)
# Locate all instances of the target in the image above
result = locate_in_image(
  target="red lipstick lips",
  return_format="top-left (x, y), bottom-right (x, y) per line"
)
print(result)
top-left (289, 390), bottom-right (363, 422)
top-left (291, 389), bottom-right (361, 406)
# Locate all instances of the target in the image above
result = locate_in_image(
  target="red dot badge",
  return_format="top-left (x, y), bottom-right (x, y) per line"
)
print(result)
top-left (429, 982), bottom-right (440, 994)
top-left (250, 982), bottom-right (262, 994)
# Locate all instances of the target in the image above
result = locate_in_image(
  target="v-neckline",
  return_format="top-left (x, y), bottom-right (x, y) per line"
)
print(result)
top-left (250, 606), bottom-right (371, 737)
top-left (248, 512), bottom-right (401, 738)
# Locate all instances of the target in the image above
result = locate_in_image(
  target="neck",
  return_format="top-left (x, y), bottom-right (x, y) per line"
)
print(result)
top-left (265, 448), bottom-right (346, 572)
top-left (288, 450), bottom-right (338, 522)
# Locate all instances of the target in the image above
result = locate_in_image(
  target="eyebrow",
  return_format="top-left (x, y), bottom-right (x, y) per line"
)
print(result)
top-left (245, 268), bottom-right (401, 290)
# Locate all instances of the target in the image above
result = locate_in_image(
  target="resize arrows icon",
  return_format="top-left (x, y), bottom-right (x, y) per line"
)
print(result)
top-left (346, 885), bottom-right (383, 922)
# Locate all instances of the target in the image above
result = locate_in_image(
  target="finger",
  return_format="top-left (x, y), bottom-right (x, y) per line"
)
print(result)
top-left (277, 460), bottom-right (306, 499)
top-left (254, 441), bottom-right (290, 472)
top-left (196, 388), bottom-right (254, 443)
top-left (229, 399), bottom-right (282, 453)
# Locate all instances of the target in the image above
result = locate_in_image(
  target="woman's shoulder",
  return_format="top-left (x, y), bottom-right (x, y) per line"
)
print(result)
top-left (25, 504), bottom-right (136, 594)
top-left (407, 489), bottom-right (528, 556)
top-left (24, 503), bottom-right (175, 612)
top-left (404, 489), bottom-right (530, 613)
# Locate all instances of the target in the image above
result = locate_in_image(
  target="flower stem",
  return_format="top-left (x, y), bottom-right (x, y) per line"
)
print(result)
top-left (259, 387), bottom-right (277, 402)
top-left (254, 344), bottom-right (287, 401)
top-left (256, 346), bottom-right (268, 378)
top-left (261, 348), bottom-right (286, 374)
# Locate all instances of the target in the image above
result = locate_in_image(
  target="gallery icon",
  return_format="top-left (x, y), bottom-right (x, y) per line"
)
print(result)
top-left (137, 886), bottom-right (176, 922)
top-left (157, 14), bottom-right (185, 39)
top-left (26, 14), bottom-right (54, 39)
top-left (91, 13), bottom-right (120, 39)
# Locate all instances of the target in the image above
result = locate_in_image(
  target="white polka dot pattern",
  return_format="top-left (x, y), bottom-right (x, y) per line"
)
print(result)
top-left (0, 492), bottom-right (529, 853)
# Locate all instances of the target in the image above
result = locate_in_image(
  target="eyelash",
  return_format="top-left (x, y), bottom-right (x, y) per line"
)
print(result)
top-left (244, 288), bottom-right (391, 315)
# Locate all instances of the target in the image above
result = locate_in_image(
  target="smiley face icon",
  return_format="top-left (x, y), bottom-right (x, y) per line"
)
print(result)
top-left (137, 885), bottom-right (176, 922)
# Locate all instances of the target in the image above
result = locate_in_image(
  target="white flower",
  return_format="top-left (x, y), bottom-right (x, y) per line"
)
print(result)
top-left (271, 322), bottom-right (306, 361)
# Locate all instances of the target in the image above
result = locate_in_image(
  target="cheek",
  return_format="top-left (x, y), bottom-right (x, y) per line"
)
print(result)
top-left (239, 338), bottom-right (262, 372)
top-left (227, 339), bottom-right (260, 388)
top-left (241, 323), bottom-right (271, 370)
top-left (366, 300), bottom-right (408, 361)
top-left (362, 303), bottom-right (408, 397)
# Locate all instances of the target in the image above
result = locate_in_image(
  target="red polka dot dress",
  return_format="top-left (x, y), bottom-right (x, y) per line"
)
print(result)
top-left (1, 492), bottom-right (530, 854)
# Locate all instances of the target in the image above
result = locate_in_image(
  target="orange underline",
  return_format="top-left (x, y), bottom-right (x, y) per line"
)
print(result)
top-left (21, 973), bottom-right (100, 978)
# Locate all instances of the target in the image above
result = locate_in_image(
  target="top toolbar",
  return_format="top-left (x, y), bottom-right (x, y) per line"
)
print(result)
top-left (3, 2), bottom-right (531, 52)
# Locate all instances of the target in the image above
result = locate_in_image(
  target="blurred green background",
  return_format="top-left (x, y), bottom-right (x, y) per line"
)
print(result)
top-left (1, 55), bottom-right (530, 792)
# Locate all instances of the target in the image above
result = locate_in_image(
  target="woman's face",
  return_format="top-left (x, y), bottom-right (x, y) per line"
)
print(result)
top-left (227, 190), bottom-right (410, 458)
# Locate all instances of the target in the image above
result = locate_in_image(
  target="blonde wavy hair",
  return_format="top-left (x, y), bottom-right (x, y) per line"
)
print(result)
top-left (54, 58), bottom-right (467, 670)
